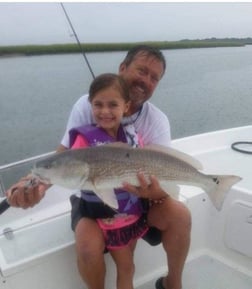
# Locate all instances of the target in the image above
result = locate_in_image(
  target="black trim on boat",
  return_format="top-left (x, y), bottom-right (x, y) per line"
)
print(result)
top-left (0, 199), bottom-right (10, 215)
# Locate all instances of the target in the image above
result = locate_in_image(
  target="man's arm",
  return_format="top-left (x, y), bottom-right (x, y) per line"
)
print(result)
top-left (6, 177), bottom-right (49, 208)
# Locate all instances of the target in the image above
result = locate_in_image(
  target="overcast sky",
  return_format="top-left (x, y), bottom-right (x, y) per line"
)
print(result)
top-left (0, 1), bottom-right (252, 46)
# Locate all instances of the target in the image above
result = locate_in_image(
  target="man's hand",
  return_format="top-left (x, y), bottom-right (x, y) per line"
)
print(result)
top-left (6, 177), bottom-right (49, 209)
top-left (122, 171), bottom-right (168, 200)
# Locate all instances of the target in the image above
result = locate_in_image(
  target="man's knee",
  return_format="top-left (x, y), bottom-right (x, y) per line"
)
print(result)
top-left (177, 202), bottom-right (192, 231)
top-left (167, 199), bottom-right (191, 228)
top-left (148, 198), bottom-right (191, 231)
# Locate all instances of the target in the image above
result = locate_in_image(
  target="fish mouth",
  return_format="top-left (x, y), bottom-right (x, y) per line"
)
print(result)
top-left (31, 170), bottom-right (51, 185)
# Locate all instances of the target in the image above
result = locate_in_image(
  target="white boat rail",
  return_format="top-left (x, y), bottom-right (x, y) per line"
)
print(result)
top-left (0, 151), bottom-right (55, 171)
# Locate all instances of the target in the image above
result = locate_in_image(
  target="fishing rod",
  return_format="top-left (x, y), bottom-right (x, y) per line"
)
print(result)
top-left (60, 2), bottom-right (95, 79)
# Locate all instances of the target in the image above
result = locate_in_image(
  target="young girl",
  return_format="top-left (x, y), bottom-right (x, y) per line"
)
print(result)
top-left (69, 73), bottom-right (148, 289)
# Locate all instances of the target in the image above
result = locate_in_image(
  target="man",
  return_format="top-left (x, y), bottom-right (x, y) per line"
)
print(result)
top-left (7, 45), bottom-right (191, 289)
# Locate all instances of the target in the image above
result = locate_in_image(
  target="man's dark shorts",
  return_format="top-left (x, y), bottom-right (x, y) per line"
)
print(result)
top-left (70, 195), bottom-right (162, 246)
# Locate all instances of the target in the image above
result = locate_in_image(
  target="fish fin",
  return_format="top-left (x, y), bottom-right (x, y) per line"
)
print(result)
top-left (205, 175), bottom-right (242, 211)
top-left (144, 144), bottom-right (203, 170)
top-left (161, 183), bottom-right (180, 200)
top-left (93, 183), bottom-right (119, 209)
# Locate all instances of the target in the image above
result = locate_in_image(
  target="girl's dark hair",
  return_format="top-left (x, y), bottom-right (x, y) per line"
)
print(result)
top-left (121, 45), bottom-right (166, 74)
top-left (88, 73), bottom-right (130, 102)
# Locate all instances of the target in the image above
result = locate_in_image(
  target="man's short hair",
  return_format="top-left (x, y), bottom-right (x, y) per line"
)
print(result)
top-left (122, 45), bottom-right (166, 74)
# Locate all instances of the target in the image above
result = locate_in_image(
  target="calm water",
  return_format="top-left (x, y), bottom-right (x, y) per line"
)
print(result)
top-left (1, 46), bottom-right (252, 165)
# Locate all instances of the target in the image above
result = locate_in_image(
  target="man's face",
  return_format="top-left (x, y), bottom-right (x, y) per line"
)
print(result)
top-left (119, 52), bottom-right (164, 113)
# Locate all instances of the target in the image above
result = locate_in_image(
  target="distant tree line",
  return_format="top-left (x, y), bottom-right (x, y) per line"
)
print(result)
top-left (1, 38), bottom-right (252, 57)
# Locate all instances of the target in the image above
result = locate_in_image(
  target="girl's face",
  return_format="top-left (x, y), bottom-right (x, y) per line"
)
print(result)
top-left (91, 86), bottom-right (130, 137)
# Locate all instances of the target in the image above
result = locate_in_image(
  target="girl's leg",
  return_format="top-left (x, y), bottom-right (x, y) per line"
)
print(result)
top-left (75, 218), bottom-right (106, 289)
top-left (110, 240), bottom-right (137, 289)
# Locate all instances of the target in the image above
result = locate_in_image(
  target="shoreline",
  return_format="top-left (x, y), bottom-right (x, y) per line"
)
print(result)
top-left (0, 39), bottom-right (251, 57)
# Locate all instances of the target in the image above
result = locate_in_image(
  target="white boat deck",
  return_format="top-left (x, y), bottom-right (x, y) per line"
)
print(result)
top-left (0, 126), bottom-right (252, 289)
top-left (140, 254), bottom-right (252, 289)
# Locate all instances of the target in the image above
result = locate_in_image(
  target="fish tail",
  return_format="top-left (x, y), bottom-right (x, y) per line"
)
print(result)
top-left (205, 175), bottom-right (242, 211)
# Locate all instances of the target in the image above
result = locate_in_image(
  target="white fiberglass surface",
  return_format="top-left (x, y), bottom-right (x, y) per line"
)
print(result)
top-left (0, 213), bottom-right (74, 264)
top-left (183, 254), bottom-right (252, 289)
top-left (139, 254), bottom-right (252, 289)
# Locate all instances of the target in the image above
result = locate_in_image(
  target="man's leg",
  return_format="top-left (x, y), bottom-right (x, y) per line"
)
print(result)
top-left (148, 197), bottom-right (191, 289)
top-left (75, 218), bottom-right (106, 289)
